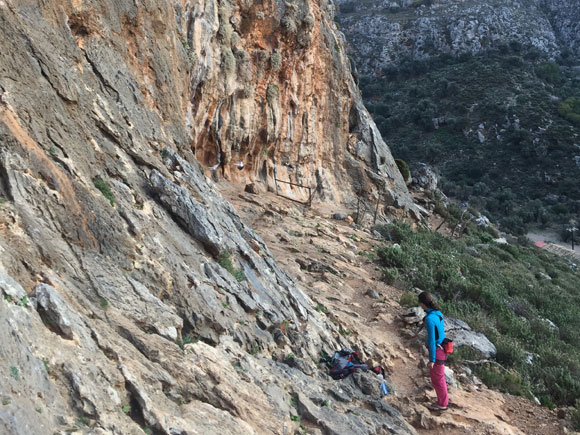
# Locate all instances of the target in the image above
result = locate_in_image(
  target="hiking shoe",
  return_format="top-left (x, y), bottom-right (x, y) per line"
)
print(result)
top-left (427, 404), bottom-right (448, 412)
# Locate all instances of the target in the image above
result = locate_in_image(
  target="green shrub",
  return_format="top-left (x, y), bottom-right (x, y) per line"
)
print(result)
top-left (218, 252), bottom-right (246, 282)
top-left (536, 61), bottom-right (562, 83)
top-left (384, 221), bottom-right (413, 243)
top-left (558, 97), bottom-right (580, 126)
top-left (9, 367), bottom-right (19, 380)
top-left (99, 297), bottom-right (109, 310)
top-left (395, 159), bottom-right (411, 182)
top-left (92, 177), bottom-right (115, 206)
top-left (377, 245), bottom-right (410, 269)
top-left (176, 333), bottom-right (197, 350)
top-left (382, 267), bottom-right (399, 285)
top-left (494, 336), bottom-right (526, 368)
top-left (399, 291), bottom-right (417, 307)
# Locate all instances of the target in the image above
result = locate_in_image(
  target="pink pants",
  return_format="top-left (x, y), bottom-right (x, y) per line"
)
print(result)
top-left (430, 347), bottom-right (449, 407)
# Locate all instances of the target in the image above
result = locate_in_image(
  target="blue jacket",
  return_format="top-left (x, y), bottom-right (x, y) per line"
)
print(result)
top-left (424, 308), bottom-right (445, 363)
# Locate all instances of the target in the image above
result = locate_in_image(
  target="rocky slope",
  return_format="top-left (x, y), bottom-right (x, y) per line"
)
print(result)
top-left (336, 0), bottom-right (580, 74)
top-left (221, 184), bottom-right (572, 435)
top-left (0, 0), bottom-right (423, 433)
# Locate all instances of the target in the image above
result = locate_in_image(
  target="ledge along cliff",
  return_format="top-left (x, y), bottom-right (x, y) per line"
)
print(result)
top-left (0, 0), bottom-right (420, 433)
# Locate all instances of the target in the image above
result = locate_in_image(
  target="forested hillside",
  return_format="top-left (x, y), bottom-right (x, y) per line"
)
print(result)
top-left (337, 0), bottom-right (580, 236)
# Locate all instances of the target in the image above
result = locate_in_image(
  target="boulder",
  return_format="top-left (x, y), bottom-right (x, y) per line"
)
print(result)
top-left (244, 183), bottom-right (264, 195)
top-left (352, 370), bottom-right (382, 396)
top-left (446, 318), bottom-right (497, 358)
top-left (33, 284), bottom-right (75, 340)
top-left (410, 163), bottom-right (438, 191)
top-left (540, 318), bottom-right (559, 334)
top-left (444, 366), bottom-right (457, 387)
top-left (402, 307), bottom-right (425, 325)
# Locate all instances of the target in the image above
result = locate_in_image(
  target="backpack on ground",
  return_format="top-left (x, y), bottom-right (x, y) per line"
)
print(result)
top-left (325, 349), bottom-right (368, 380)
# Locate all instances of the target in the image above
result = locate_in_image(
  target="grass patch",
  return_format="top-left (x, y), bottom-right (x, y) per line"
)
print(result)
top-left (176, 333), bottom-right (197, 350)
top-left (92, 177), bottom-right (115, 206)
top-left (218, 252), bottom-right (246, 282)
top-left (474, 366), bottom-right (532, 398)
top-left (42, 359), bottom-right (51, 374)
top-left (99, 297), bottom-right (109, 309)
top-left (9, 367), bottom-right (19, 381)
top-left (339, 327), bottom-right (355, 336)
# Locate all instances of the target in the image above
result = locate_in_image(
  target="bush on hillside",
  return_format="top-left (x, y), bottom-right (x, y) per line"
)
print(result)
top-left (558, 97), bottom-right (580, 126)
top-left (360, 50), bottom-right (580, 236)
top-left (536, 61), bottom-right (562, 84)
top-left (395, 159), bottom-right (411, 182)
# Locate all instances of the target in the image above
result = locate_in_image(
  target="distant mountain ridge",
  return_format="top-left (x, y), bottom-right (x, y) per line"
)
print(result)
top-left (336, 0), bottom-right (580, 75)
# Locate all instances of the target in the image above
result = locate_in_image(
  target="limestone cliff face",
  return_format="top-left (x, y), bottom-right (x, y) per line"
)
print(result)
top-left (0, 0), bottom-right (415, 433)
top-left (184, 0), bottom-right (410, 204)
top-left (336, 0), bottom-right (579, 75)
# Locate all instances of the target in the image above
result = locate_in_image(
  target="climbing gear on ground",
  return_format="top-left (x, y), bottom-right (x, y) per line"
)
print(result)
top-left (320, 349), bottom-right (368, 380)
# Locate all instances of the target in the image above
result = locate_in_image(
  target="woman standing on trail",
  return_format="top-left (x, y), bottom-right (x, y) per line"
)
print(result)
top-left (419, 291), bottom-right (449, 411)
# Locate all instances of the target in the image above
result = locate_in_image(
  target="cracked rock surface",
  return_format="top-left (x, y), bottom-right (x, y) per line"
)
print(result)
top-left (0, 0), bottom-right (418, 433)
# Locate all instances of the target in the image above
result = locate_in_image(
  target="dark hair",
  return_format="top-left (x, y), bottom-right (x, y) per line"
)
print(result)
top-left (418, 291), bottom-right (441, 311)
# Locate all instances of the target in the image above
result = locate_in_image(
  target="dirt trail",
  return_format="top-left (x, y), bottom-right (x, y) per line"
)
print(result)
top-left (220, 183), bottom-right (571, 435)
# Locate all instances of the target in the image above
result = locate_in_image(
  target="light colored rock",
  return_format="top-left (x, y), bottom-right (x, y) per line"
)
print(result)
top-left (402, 307), bottom-right (426, 325)
top-left (444, 366), bottom-right (457, 387)
top-left (410, 163), bottom-right (438, 191)
top-left (33, 284), bottom-right (75, 340)
top-left (0, 267), bottom-right (28, 301)
top-left (446, 318), bottom-right (497, 358)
